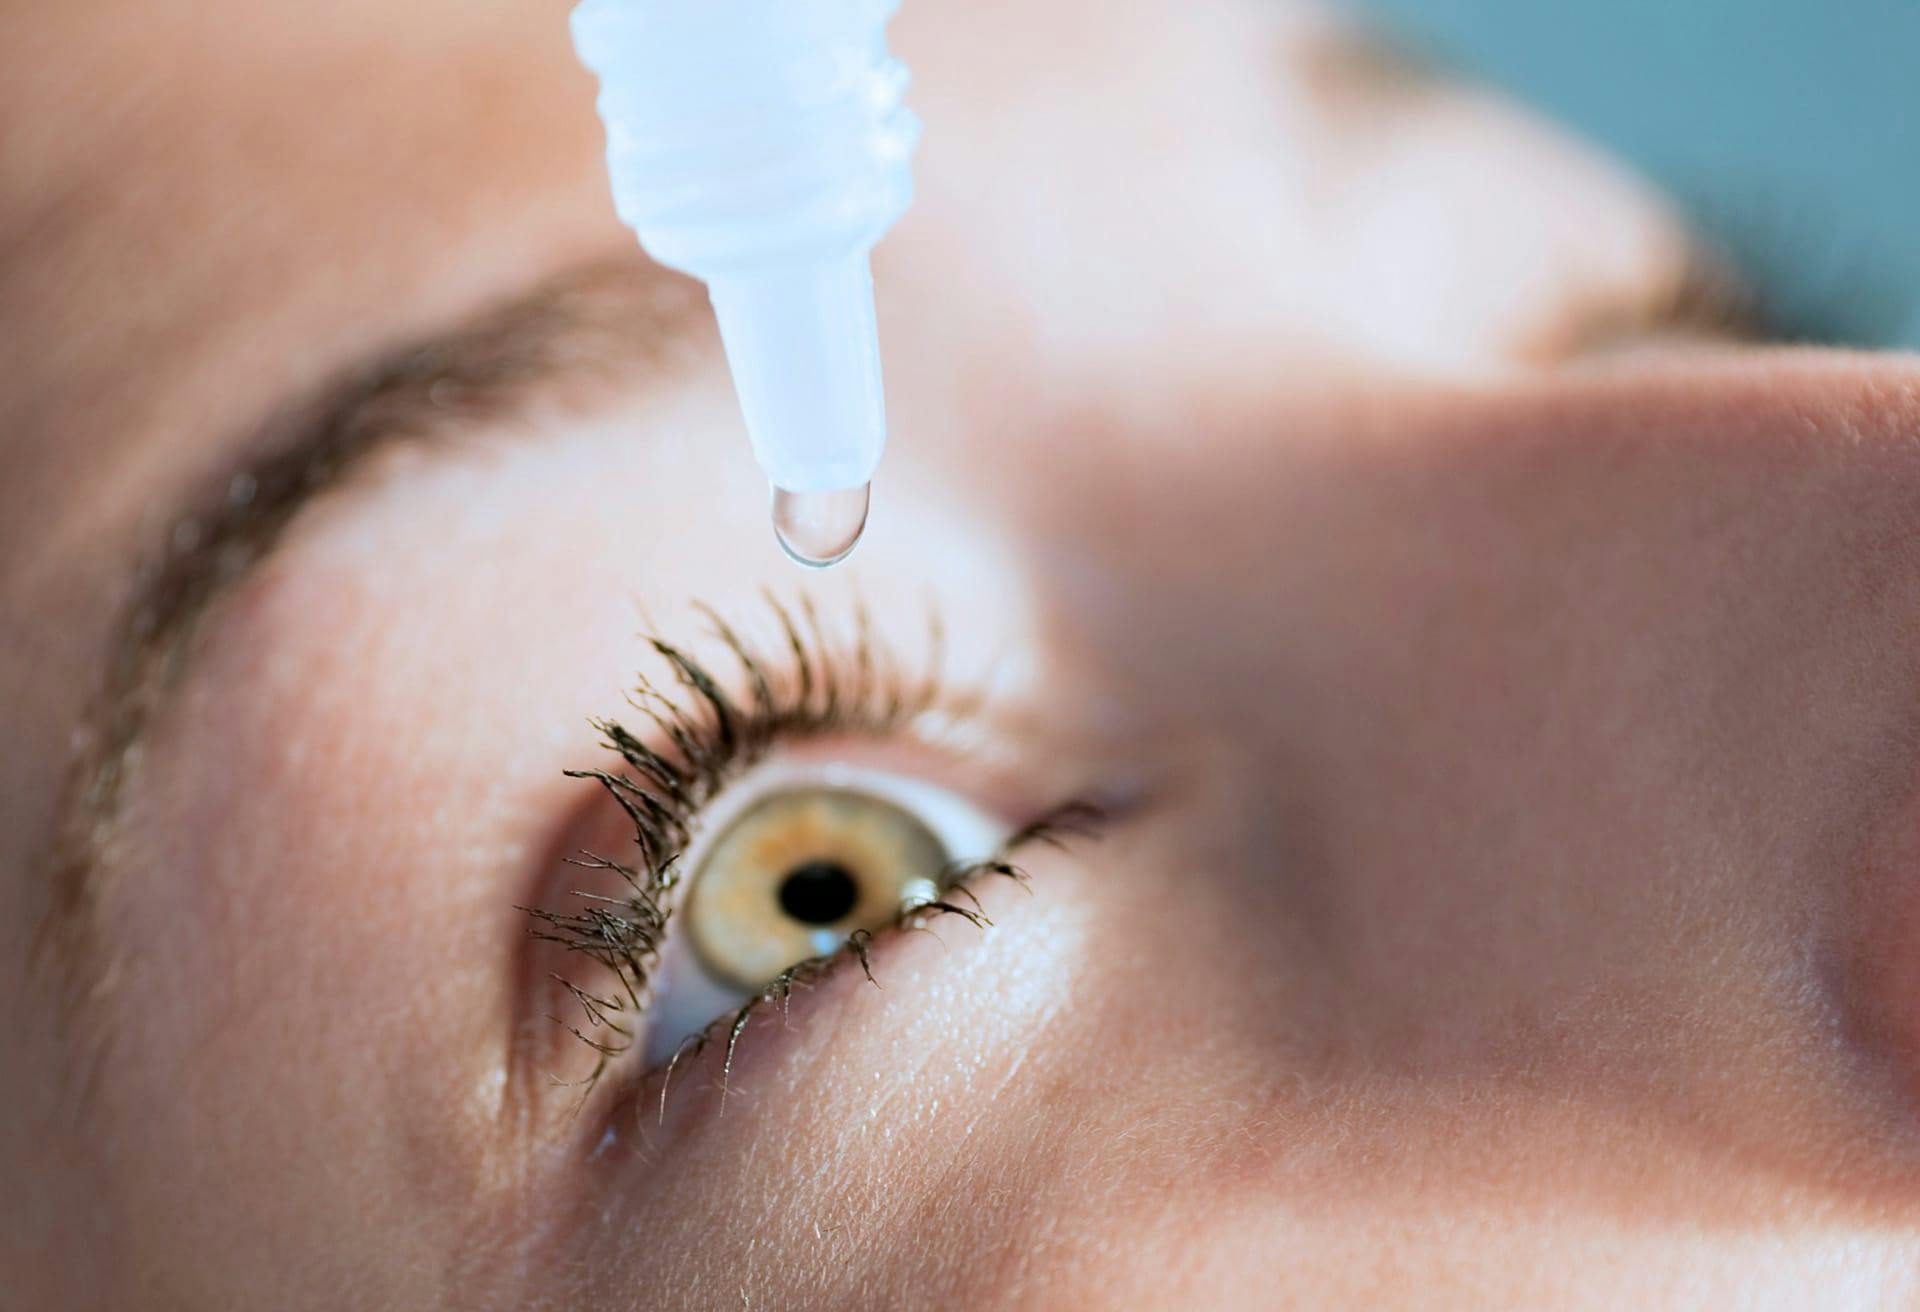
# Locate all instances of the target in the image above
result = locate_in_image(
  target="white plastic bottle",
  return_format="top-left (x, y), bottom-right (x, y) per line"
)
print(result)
top-left (571, 0), bottom-right (921, 566)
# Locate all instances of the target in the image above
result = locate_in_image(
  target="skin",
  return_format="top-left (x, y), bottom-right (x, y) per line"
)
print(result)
top-left (5, 0), bottom-right (1920, 1306)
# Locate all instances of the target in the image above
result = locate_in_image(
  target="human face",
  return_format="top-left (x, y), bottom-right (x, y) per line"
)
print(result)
top-left (5, 1), bottom-right (1920, 1307)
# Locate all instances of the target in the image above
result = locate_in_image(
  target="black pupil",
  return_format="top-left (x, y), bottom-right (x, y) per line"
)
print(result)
top-left (777, 860), bottom-right (860, 926)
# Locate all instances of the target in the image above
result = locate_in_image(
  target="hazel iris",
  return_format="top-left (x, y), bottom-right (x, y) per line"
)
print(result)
top-left (685, 787), bottom-right (948, 990)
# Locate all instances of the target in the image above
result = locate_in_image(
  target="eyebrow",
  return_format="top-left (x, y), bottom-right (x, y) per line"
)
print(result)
top-left (37, 255), bottom-right (705, 1009)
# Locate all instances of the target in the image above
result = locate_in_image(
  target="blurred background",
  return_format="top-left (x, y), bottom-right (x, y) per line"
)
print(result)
top-left (1356, 0), bottom-right (1920, 348)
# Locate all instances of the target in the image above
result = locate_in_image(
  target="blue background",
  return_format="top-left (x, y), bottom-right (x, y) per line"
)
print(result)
top-left (1350, 0), bottom-right (1920, 348)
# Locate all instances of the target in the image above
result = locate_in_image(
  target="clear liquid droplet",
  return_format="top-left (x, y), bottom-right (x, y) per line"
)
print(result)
top-left (771, 483), bottom-right (870, 569)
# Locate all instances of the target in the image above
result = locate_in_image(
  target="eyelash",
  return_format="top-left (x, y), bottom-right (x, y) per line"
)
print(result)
top-left (519, 596), bottom-right (1100, 1108)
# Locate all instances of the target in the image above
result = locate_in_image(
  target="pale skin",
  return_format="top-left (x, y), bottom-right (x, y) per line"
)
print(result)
top-left (6, 0), bottom-right (1920, 1307)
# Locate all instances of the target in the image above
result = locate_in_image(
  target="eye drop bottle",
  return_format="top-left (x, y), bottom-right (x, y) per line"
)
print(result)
top-left (571, 0), bottom-right (920, 566)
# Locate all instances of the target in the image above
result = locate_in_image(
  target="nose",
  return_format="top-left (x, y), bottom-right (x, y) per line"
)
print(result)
top-left (1012, 357), bottom-right (1920, 746)
top-left (1001, 356), bottom-right (1920, 1080)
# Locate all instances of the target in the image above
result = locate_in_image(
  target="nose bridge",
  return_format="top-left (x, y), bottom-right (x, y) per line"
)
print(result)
top-left (1002, 361), bottom-right (1920, 762)
top-left (1011, 361), bottom-right (1920, 1036)
top-left (1004, 393), bottom-right (1422, 744)
top-left (921, 363), bottom-right (1920, 1242)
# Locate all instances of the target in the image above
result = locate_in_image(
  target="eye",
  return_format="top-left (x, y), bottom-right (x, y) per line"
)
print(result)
top-left (521, 598), bottom-right (1101, 1103)
top-left (642, 765), bottom-right (1006, 1063)
top-left (685, 788), bottom-right (945, 989)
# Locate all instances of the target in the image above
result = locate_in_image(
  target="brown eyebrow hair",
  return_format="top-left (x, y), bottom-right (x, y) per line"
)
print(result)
top-left (33, 255), bottom-right (705, 1026)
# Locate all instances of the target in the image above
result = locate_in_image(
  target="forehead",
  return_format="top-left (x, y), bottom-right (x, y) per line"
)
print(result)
top-left (0, 0), bottom-right (618, 572)
top-left (0, 1), bottom-right (633, 922)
